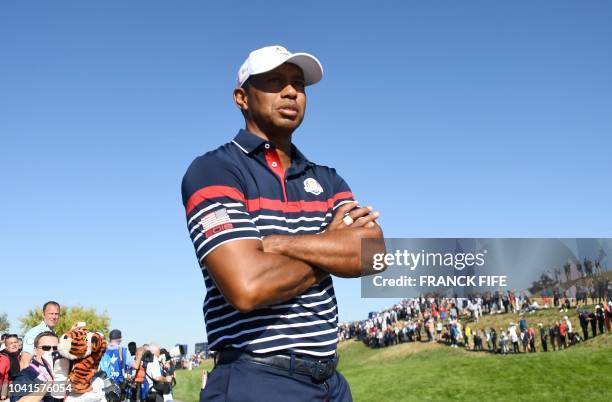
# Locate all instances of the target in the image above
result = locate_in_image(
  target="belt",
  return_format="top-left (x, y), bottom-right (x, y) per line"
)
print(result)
top-left (215, 349), bottom-right (339, 382)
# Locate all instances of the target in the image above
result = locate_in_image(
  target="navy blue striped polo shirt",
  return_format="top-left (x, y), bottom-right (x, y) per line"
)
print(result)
top-left (181, 129), bottom-right (354, 357)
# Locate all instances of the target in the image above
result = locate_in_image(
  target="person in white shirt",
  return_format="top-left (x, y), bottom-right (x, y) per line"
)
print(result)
top-left (145, 344), bottom-right (173, 402)
top-left (563, 316), bottom-right (574, 344)
top-left (508, 323), bottom-right (519, 353)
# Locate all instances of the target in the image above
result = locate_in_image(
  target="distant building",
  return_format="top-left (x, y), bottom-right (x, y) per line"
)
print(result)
top-left (195, 342), bottom-right (209, 357)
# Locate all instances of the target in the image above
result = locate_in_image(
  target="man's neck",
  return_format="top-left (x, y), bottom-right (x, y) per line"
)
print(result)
top-left (245, 123), bottom-right (293, 169)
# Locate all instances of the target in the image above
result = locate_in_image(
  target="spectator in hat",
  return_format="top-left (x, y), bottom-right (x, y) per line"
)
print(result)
top-left (508, 323), bottom-right (519, 353)
top-left (99, 329), bottom-right (136, 387)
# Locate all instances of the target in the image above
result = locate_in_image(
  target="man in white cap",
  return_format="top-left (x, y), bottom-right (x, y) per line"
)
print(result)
top-left (182, 45), bottom-right (384, 401)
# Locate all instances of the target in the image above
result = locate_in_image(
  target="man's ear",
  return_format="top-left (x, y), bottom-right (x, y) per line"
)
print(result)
top-left (233, 87), bottom-right (248, 112)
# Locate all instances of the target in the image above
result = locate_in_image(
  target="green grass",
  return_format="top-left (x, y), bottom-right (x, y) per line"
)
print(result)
top-left (174, 307), bottom-right (612, 401)
top-left (336, 334), bottom-right (612, 401)
top-left (172, 360), bottom-right (213, 402)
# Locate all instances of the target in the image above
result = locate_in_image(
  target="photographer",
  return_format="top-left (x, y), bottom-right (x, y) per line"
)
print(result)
top-left (143, 345), bottom-right (172, 402)
top-left (157, 351), bottom-right (174, 402)
top-left (99, 330), bottom-right (138, 401)
top-left (130, 347), bottom-right (149, 402)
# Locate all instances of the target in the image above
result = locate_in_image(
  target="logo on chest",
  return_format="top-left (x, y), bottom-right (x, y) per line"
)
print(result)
top-left (303, 178), bottom-right (324, 195)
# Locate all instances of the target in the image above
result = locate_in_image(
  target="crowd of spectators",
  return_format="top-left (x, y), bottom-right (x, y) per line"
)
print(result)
top-left (0, 301), bottom-right (179, 402)
top-left (338, 292), bottom-right (611, 355)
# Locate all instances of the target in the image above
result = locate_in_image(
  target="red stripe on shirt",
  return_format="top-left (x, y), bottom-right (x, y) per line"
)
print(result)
top-left (247, 191), bottom-right (354, 213)
top-left (186, 188), bottom-right (353, 215)
top-left (185, 185), bottom-right (246, 215)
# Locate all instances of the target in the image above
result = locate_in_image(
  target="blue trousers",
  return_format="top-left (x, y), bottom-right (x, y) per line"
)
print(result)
top-left (199, 358), bottom-right (353, 402)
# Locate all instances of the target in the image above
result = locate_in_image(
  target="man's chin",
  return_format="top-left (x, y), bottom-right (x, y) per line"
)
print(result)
top-left (273, 117), bottom-right (302, 131)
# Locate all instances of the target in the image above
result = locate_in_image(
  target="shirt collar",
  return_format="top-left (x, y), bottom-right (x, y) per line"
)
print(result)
top-left (30, 357), bottom-right (53, 379)
top-left (232, 129), bottom-right (313, 172)
top-left (291, 145), bottom-right (310, 166)
top-left (232, 129), bottom-right (266, 154)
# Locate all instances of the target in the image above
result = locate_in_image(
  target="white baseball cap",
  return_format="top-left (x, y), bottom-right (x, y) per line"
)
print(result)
top-left (237, 45), bottom-right (323, 87)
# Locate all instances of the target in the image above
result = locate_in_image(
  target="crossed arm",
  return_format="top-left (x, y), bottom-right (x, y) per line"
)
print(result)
top-left (203, 201), bottom-right (385, 313)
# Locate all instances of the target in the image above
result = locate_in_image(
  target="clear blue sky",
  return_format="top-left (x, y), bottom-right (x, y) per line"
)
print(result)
top-left (1, 1), bottom-right (611, 351)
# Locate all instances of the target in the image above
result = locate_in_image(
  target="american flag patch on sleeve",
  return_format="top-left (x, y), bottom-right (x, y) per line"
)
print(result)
top-left (199, 208), bottom-right (233, 238)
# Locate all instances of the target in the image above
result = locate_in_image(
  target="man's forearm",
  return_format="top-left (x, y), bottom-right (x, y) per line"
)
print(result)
top-left (263, 226), bottom-right (384, 278)
top-left (240, 252), bottom-right (329, 310)
top-left (205, 243), bottom-right (328, 313)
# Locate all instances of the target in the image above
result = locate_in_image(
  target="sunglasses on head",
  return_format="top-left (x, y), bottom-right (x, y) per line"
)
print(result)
top-left (39, 345), bottom-right (58, 351)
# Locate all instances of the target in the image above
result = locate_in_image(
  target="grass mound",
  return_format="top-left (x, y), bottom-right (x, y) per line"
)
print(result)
top-left (174, 332), bottom-right (612, 401)
top-left (338, 334), bottom-right (612, 401)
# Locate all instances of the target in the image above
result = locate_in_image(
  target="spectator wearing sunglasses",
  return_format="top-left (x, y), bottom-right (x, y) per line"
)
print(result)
top-left (20, 302), bottom-right (60, 370)
top-left (10, 331), bottom-right (59, 402)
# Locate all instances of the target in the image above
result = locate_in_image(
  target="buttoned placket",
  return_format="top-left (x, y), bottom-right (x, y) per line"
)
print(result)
top-left (263, 143), bottom-right (289, 206)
